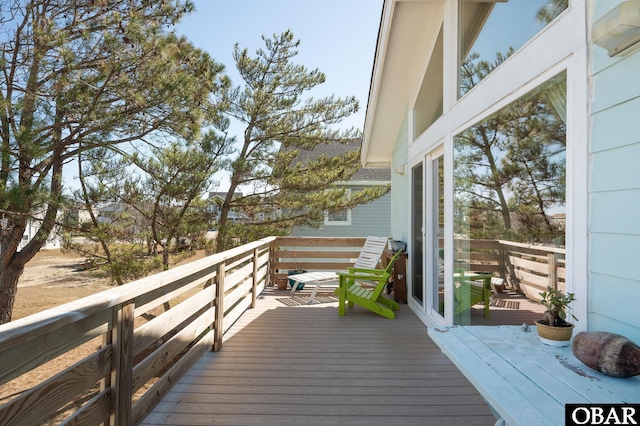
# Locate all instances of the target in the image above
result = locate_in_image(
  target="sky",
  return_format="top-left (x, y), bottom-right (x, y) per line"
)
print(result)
top-left (176, 0), bottom-right (384, 132)
top-left (468, 0), bottom-right (554, 62)
top-left (171, 0), bottom-right (384, 192)
top-left (62, 0), bottom-right (384, 193)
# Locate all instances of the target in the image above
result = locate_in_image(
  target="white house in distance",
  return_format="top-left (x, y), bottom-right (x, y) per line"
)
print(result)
top-left (362, 0), bottom-right (640, 343)
top-left (17, 211), bottom-right (64, 251)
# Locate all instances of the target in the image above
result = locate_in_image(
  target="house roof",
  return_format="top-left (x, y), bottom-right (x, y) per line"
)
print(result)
top-left (207, 191), bottom-right (243, 200)
top-left (362, 1), bottom-right (503, 168)
top-left (285, 140), bottom-right (390, 182)
top-left (362, 0), bottom-right (445, 167)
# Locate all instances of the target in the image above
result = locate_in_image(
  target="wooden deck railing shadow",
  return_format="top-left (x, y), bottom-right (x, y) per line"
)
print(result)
top-left (0, 237), bottom-right (275, 426)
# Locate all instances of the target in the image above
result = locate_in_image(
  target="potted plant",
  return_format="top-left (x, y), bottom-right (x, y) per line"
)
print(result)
top-left (534, 286), bottom-right (577, 347)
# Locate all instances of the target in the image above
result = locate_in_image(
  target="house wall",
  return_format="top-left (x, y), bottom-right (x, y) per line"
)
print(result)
top-left (390, 113), bottom-right (410, 244)
top-left (292, 186), bottom-right (391, 238)
top-left (589, 1), bottom-right (640, 342)
top-left (19, 213), bottom-right (63, 251)
top-left (372, 0), bottom-right (590, 327)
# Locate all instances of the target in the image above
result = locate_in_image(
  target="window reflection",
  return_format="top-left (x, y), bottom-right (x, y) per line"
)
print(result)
top-left (432, 156), bottom-right (445, 316)
top-left (453, 72), bottom-right (566, 325)
top-left (454, 72), bottom-right (566, 245)
top-left (414, 26), bottom-right (443, 139)
top-left (459, 0), bottom-right (568, 97)
top-left (412, 164), bottom-right (424, 304)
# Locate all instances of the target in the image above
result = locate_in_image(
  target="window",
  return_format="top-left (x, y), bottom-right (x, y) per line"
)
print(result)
top-left (453, 72), bottom-right (566, 324)
top-left (324, 189), bottom-right (352, 226)
top-left (458, 0), bottom-right (568, 97)
top-left (413, 25), bottom-right (443, 139)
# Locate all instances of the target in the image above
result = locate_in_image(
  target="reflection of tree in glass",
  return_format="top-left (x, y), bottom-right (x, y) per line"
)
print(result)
top-left (536, 0), bottom-right (569, 25)
top-left (460, 48), bottom-right (514, 95)
top-left (501, 88), bottom-right (566, 242)
top-left (459, 0), bottom-right (568, 97)
top-left (454, 66), bottom-right (566, 244)
top-left (456, 51), bottom-right (514, 237)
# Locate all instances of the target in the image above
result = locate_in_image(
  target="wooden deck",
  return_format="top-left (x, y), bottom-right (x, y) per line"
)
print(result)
top-left (463, 288), bottom-right (547, 326)
top-left (142, 288), bottom-right (497, 425)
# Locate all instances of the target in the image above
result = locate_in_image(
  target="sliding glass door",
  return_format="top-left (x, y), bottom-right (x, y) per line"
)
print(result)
top-left (411, 163), bottom-right (424, 305)
top-left (412, 149), bottom-right (445, 321)
top-left (429, 152), bottom-right (445, 318)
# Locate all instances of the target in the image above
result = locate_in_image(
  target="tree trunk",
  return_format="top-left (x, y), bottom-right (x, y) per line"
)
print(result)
top-left (0, 262), bottom-right (26, 324)
top-left (162, 243), bottom-right (170, 271)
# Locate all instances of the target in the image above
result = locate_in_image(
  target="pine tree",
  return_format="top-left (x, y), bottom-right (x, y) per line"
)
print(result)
top-left (0, 0), bottom-right (225, 323)
top-left (215, 30), bottom-right (388, 251)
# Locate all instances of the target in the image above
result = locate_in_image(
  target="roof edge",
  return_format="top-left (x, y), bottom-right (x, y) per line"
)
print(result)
top-left (361, 0), bottom-right (395, 166)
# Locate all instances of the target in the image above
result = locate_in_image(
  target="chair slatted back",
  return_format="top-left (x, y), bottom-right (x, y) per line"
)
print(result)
top-left (352, 236), bottom-right (388, 270)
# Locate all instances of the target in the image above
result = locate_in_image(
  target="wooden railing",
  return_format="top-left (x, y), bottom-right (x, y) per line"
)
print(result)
top-left (0, 237), bottom-right (274, 426)
top-left (271, 236), bottom-right (370, 289)
top-left (499, 240), bottom-right (566, 298)
top-left (272, 236), bottom-right (564, 299)
top-left (453, 239), bottom-right (566, 300)
top-left (0, 235), bottom-right (566, 425)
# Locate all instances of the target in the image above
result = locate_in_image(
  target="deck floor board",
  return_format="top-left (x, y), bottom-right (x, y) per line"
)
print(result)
top-left (142, 289), bottom-right (497, 425)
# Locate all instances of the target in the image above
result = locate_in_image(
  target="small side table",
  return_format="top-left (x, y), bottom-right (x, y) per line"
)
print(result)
top-left (383, 250), bottom-right (408, 303)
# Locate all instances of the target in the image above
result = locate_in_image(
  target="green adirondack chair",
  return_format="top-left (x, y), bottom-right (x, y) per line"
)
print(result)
top-left (335, 250), bottom-right (402, 319)
top-left (453, 279), bottom-right (485, 316)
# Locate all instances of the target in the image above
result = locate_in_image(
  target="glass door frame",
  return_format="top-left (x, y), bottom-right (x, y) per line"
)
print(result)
top-left (410, 161), bottom-right (424, 312)
top-left (425, 145), bottom-right (446, 325)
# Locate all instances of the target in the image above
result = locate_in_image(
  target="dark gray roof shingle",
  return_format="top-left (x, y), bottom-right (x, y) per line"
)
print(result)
top-left (281, 140), bottom-right (390, 182)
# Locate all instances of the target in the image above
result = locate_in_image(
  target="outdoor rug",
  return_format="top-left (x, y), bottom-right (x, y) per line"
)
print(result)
top-left (491, 299), bottom-right (520, 310)
top-left (276, 295), bottom-right (339, 306)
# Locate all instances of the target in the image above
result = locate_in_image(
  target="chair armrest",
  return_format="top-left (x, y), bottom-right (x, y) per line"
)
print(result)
top-left (336, 271), bottom-right (389, 282)
top-left (348, 267), bottom-right (386, 275)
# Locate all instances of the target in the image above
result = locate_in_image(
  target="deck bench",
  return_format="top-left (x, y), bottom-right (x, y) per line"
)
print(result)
top-left (428, 325), bottom-right (640, 426)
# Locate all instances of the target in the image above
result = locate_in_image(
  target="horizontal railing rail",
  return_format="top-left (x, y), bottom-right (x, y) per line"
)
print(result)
top-left (498, 240), bottom-right (566, 299)
top-left (0, 235), bottom-right (566, 425)
top-left (0, 237), bottom-right (275, 426)
top-left (453, 239), bottom-right (566, 299)
top-left (271, 236), bottom-right (371, 290)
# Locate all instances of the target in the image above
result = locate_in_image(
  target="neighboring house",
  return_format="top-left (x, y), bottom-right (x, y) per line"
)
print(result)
top-left (204, 191), bottom-right (248, 224)
top-left (18, 211), bottom-right (63, 251)
top-left (96, 203), bottom-right (128, 224)
top-left (362, 0), bottom-right (640, 342)
top-left (290, 141), bottom-right (392, 238)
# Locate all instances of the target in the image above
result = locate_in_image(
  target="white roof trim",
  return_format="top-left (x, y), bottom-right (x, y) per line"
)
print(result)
top-left (361, 0), bottom-right (445, 168)
top-left (362, 0), bottom-right (396, 167)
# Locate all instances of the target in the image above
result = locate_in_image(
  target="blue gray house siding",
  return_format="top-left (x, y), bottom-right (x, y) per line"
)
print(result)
top-left (292, 185), bottom-right (391, 238)
top-left (590, 1), bottom-right (640, 342)
top-left (290, 141), bottom-right (391, 239)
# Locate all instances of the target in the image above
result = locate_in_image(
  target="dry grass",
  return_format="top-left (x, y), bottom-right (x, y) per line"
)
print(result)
top-left (2, 248), bottom-right (210, 424)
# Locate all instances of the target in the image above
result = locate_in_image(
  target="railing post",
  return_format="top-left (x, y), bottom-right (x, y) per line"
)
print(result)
top-left (213, 262), bottom-right (225, 352)
top-left (202, 277), bottom-right (215, 349)
top-left (548, 253), bottom-right (558, 291)
top-left (252, 248), bottom-right (258, 308)
top-left (269, 240), bottom-right (276, 287)
top-left (110, 301), bottom-right (134, 426)
top-left (499, 243), bottom-right (505, 279)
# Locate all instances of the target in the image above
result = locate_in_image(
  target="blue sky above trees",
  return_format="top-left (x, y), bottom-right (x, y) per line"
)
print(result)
top-left (62, 0), bottom-right (383, 192)
top-left (174, 0), bottom-right (384, 191)
top-left (177, 0), bottom-right (383, 132)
